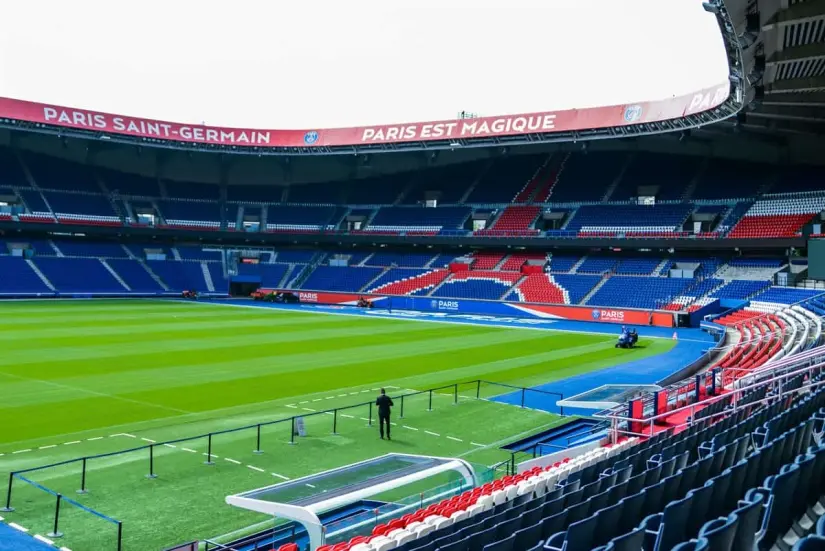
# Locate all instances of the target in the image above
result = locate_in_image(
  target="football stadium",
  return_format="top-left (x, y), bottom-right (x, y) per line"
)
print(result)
top-left (2, 1), bottom-right (825, 551)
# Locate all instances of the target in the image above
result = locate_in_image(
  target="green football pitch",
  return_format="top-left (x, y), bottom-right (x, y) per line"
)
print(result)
top-left (0, 300), bottom-right (673, 550)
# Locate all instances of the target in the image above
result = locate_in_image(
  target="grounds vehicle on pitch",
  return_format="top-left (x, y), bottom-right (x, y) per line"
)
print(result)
top-left (616, 329), bottom-right (639, 349)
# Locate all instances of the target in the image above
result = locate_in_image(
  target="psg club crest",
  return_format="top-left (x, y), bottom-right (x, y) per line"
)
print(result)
top-left (591, 309), bottom-right (601, 320)
top-left (431, 299), bottom-right (438, 309)
top-left (623, 105), bottom-right (643, 123)
top-left (304, 131), bottom-right (319, 145)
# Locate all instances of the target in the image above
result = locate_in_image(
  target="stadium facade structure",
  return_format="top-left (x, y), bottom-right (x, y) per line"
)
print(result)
top-left (2, 2), bottom-right (825, 550)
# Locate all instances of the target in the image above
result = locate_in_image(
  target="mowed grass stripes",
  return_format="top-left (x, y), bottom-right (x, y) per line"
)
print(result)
top-left (0, 300), bottom-right (671, 445)
top-left (0, 299), bottom-right (673, 550)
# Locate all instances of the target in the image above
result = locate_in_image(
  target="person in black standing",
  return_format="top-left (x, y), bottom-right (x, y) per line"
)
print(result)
top-left (376, 388), bottom-right (394, 440)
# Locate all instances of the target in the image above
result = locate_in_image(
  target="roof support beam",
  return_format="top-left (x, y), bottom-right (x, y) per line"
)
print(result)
top-left (761, 92), bottom-right (825, 107)
top-left (768, 75), bottom-right (825, 93)
top-left (762, 0), bottom-right (825, 30)
top-left (767, 42), bottom-right (825, 65)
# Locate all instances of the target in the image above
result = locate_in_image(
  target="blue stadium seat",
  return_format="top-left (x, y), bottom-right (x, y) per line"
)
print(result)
top-left (147, 260), bottom-right (210, 292)
top-left (164, 179), bottom-right (221, 200)
top-left (0, 256), bottom-right (53, 294)
top-left (366, 207), bottom-right (470, 234)
top-left (266, 205), bottom-right (339, 231)
top-left (107, 259), bottom-right (165, 293)
top-left (551, 275), bottom-right (601, 304)
top-left (710, 280), bottom-right (771, 300)
top-left (34, 257), bottom-right (126, 293)
top-left (566, 204), bottom-right (693, 235)
top-left (587, 277), bottom-right (691, 309)
top-left (751, 287), bottom-right (824, 305)
top-left (300, 266), bottom-right (383, 293)
top-left (54, 241), bottom-right (130, 258)
top-left (577, 258), bottom-right (617, 274)
top-left (547, 256), bottom-right (580, 274)
top-left (548, 152), bottom-right (627, 202)
top-left (276, 250), bottom-right (316, 264)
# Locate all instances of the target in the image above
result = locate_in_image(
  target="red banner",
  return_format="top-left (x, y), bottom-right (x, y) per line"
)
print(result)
top-left (0, 82), bottom-right (729, 148)
top-left (508, 304), bottom-right (675, 328)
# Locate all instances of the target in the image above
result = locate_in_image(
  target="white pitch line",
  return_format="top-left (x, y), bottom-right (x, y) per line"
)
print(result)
top-left (248, 465), bottom-right (265, 473)
top-left (424, 431), bottom-right (440, 437)
top-left (272, 472), bottom-right (290, 480)
top-left (181, 447), bottom-right (197, 453)
top-left (302, 407), bottom-right (316, 412)
top-left (403, 426), bottom-right (419, 431)
top-left (299, 401), bottom-right (309, 404)
top-left (163, 444), bottom-right (177, 449)
top-left (12, 449), bottom-right (31, 454)
top-left (447, 436), bottom-right (463, 442)
top-left (203, 453), bottom-right (220, 459)
top-left (39, 445), bottom-right (57, 450)
top-left (9, 522), bottom-right (29, 532)
top-left (306, 483), bottom-right (316, 488)
top-left (64, 441), bottom-right (81, 445)
top-left (349, 392), bottom-right (359, 395)
top-left (60, 547), bottom-right (73, 551)
top-left (34, 535), bottom-right (54, 545)
top-left (325, 412), bottom-right (334, 416)
top-left (338, 394), bottom-right (348, 398)
top-left (325, 396), bottom-right (335, 400)
top-left (286, 405), bottom-right (298, 409)
top-left (115, 433), bottom-right (137, 438)
top-left (225, 458), bottom-right (241, 465)
top-left (470, 442), bottom-right (486, 447)
top-left (87, 437), bottom-right (104, 441)
top-left (141, 438), bottom-right (156, 443)
top-left (312, 399), bottom-right (323, 402)
top-left (341, 414), bottom-right (354, 419)
top-left (360, 417), bottom-right (371, 422)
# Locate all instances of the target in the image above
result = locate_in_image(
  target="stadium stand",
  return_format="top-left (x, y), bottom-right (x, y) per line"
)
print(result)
top-left (158, 200), bottom-right (223, 230)
top-left (33, 257), bottom-right (127, 293)
top-left (266, 205), bottom-right (339, 232)
top-left (508, 274), bottom-right (568, 304)
top-left (332, 377), bottom-right (825, 551)
top-left (0, 256), bottom-right (53, 294)
top-left (545, 151), bottom-right (626, 202)
top-left (586, 276), bottom-right (692, 309)
top-left (475, 206), bottom-right (542, 236)
top-left (500, 253), bottom-right (547, 272)
top-left (106, 258), bottom-right (167, 293)
top-left (300, 266), bottom-right (384, 293)
top-left (463, 155), bottom-right (545, 204)
top-left (431, 271), bottom-right (522, 300)
top-left (470, 252), bottom-right (506, 271)
top-left (611, 152), bottom-right (700, 201)
top-left (727, 195), bottom-right (825, 238)
top-left (367, 269), bottom-right (450, 295)
top-left (566, 204), bottom-right (693, 236)
top-left (547, 256), bottom-right (581, 274)
top-left (364, 207), bottom-right (470, 235)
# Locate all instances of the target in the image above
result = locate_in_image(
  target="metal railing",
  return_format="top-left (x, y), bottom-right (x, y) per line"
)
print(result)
top-left (1, 379), bottom-right (564, 550)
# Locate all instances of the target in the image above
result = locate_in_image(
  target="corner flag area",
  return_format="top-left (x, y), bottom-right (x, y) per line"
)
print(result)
top-left (0, 300), bottom-right (674, 550)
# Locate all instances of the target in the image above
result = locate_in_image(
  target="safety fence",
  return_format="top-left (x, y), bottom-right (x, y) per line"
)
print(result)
top-left (1, 379), bottom-right (565, 550)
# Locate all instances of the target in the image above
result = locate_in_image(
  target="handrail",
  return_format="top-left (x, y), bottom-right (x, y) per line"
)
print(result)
top-left (595, 356), bottom-right (824, 425)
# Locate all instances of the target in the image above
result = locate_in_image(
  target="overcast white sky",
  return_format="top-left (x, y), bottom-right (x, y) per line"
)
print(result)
top-left (0, 0), bottom-right (729, 129)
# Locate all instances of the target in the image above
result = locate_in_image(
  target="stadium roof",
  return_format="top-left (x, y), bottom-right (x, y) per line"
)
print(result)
top-left (700, 0), bottom-right (825, 139)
